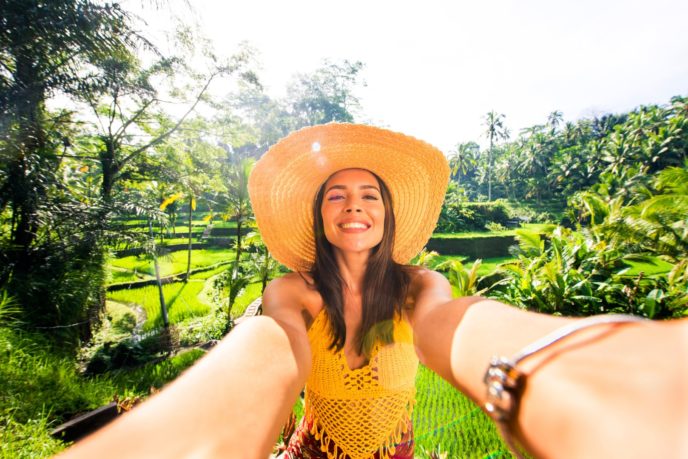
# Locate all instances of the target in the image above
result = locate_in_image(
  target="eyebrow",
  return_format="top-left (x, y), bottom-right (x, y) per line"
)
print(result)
top-left (325, 184), bottom-right (380, 194)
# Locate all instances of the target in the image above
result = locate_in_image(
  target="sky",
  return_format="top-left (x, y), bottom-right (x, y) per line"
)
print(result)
top-left (127, 0), bottom-right (688, 153)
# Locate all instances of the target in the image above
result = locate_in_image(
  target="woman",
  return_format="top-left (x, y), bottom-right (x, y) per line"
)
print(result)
top-left (248, 123), bottom-right (454, 458)
top-left (61, 124), bottom-right (687, 459)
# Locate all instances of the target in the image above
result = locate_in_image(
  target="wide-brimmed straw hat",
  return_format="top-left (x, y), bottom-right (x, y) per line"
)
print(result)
top-left (248, 123), bottom-right (450, 272)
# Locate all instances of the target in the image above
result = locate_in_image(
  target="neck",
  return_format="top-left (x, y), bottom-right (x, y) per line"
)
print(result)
top-left (334, 249), bottom-right (370, 294)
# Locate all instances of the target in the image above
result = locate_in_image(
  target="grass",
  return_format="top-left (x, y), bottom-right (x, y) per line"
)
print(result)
top-left (117, 219), bottom-right (212, 228)
top-left (107, 248), bottom-right (234, 284)
top-left (0, 327), bottom-right (115, 457)
top-left (210, 221), bottom-right (239, 228)
top-left (433, 223), bottom-right (553, 239)
top-left (110, 348), bottom-right (205, 395)
top-left (431, 255), bottom-right (673, 280)
top-left (0, 324), bottom-right (207, 457)
top-left (189, 264), bottom-right (232, 280)
top-left (425, 255), bottom-right (516, 278)
top-left (413, 365), bottom-right (511, 458)
top-left (107, 280), bottom-right (212, 331)
top-left (230, 282), bottom-right (263, 319)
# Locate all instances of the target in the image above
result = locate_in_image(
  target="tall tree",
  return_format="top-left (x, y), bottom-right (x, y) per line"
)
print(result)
top-left (0, 0), bottom-right (145, 341)
top-left (285, 60), bottom-right (365, 128)
top-left (482, 111), bottom-right (510, 201)
top-left (222, 153), bottom-right (255, 267)
top-left (81, 47), bottom-right (252, 205)
top-left (0, 0), bottom-right (136, 248)
top-left (448, 141), bottom-right (479, 187)
top-left (547, 110), bottom-right (563, 133)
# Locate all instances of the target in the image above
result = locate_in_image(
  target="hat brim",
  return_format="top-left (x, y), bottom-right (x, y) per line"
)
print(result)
top-left (248, 123), bottom-right (450, 272)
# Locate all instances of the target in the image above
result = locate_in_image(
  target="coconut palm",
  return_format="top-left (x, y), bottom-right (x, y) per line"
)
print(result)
top-left (448, 142), bottom-right (479, 186)
top-left (482, 111), bottom-right (510, 201)
top-left (547, 110), bottom-right (564, 132)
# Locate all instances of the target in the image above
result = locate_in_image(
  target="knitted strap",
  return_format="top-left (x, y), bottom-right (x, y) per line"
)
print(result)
top-left (482, 314), bottom-right (646, 459)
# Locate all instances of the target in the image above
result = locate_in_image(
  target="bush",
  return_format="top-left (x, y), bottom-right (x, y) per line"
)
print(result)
top-left (487, 227), bottom-right (688, 318)
top-left (85, 329), bottom-right (177, 375)
top-left (177, 309), bottom-right (230, 347)
top-left (484, 222), bottom-right (506, 232)
top-left (3, 240), bottom-right (107, 349)
top-left (437, 200), bottom-right (511, 232)
top-left (110, 348), bottom-right (205, 394)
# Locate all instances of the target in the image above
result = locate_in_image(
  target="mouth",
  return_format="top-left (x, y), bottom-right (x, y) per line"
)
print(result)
top-left (338, 221), bottom-right (371, 231)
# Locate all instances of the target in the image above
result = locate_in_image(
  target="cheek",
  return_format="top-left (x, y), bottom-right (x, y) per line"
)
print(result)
top-left (320, 206), bottom-right (338, 238)
top-left (372, 207), bottom-right (386, 241)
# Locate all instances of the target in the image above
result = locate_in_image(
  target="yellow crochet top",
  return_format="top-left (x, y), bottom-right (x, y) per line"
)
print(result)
top-left (302, 309), bottom-right (419, 459)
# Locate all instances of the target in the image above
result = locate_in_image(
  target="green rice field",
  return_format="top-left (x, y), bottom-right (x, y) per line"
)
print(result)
top-left (108, 248), bottom-right (234, 284)
top-left (433, 223), bottom-right (553, 239)
top-left (107, 280), bottom-right (211, 330)
top-left (414, 365), bottom-right (513, 458)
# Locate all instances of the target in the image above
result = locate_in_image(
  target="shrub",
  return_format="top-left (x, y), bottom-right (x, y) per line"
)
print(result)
top-left (436, 198), bottom-right (511, 233)
top-left (112, 311), bottom-right (137, 334)
top-left (484, 222), bottom-right (506, 232)
top-left (488, 227), bottom-right (688, 318)
top-left (177, 309), bottom-right (230, 347)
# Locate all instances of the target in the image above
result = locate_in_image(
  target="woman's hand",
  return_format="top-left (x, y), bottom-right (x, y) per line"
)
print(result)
top-left (411, 275), bottom-right (688, 459)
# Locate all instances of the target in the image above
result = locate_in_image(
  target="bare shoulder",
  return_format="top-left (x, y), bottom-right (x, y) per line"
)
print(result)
top-left (263, 272), bottom-right (321, 329)
top-left (263, 272), bottom-right (312, 310)
top-left (408, 267), bottom-right (451, 295)
top-left (406, 267), bottom-right (452, 325)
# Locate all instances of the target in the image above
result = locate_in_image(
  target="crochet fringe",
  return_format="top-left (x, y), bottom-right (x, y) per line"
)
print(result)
top-left (306, 399), bottom-right (416, 459)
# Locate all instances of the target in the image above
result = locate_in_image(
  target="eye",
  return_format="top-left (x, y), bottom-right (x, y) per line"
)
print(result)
top-left (363, 194), bottom-right (379, 201)
top-left (327, 194), bottom-right (344, 201)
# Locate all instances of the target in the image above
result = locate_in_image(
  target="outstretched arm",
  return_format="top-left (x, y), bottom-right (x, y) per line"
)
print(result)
top-left (411, 271), bottom-right (688, 459)
top-left (60, 277), bottom-right (312, 459)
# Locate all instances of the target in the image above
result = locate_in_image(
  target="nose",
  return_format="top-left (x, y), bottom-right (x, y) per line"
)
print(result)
top-left (345, 199), bottom-right (362, 213)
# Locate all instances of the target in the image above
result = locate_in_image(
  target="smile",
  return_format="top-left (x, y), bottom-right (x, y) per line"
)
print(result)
top-left (339, 222), bottom-right (370, 230)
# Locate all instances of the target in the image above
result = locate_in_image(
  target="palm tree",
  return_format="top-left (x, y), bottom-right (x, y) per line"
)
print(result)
top-left (448, 142), bottom-right (479, 186)
top-left (483, 111), bottom-right (510, 201)
top-left (224, 155), bottom-right (255, 267)
top-left (244, 231), bottom-right (281, 293)
top-left (547, 110), bottom-right (564, 133)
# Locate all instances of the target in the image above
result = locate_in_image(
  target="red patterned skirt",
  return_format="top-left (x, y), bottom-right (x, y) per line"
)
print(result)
top-left (283, 417), bottom-right (414, 459)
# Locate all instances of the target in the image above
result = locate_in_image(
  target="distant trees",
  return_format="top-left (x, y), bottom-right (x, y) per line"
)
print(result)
top-left (448, 97), bottom-right (688, 213)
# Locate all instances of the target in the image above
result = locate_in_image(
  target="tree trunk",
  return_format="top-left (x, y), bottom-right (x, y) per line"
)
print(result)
top-left (149, 220), bottom-right (169, 328)
top-left (488, 141), bottom-right (493, 201)
top-left (235, 215), bottom-right (242, 266)
top-left (10, 53), bottom-right (48, 249)
top-left (100, 139), bottom-right (118, 203)
top-left (186, 196), bottom-right (193, 281)
top-left (261, 250), bottom-right (269, 293)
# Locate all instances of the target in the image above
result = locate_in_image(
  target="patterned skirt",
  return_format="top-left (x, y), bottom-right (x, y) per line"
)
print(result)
top-left (283, 417), bottom-right (414, 459)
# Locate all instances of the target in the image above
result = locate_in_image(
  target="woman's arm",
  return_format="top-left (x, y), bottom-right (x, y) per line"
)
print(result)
top-left (411, 271), bottom-right (688, 459)
top-left (60, 277), bottom-right (312, 459)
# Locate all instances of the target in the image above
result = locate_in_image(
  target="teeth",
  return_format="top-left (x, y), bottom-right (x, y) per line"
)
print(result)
top-left (341, 222), bottom-right (367, 229)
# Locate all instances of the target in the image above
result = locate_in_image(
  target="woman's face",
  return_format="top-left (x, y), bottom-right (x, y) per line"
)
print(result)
top-left (320, 168), bottom-right (386, 256)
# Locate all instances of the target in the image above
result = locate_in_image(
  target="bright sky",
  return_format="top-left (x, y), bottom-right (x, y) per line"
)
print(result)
top-left (129, 0), bottom-right (688, 153)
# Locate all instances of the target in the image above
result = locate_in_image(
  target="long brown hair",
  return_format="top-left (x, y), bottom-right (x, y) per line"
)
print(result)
top-left (310, 170), bottom-right (411, 357)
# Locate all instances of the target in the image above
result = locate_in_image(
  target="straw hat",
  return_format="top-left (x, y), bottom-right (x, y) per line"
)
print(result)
top-left (248, 123), bottom-right (450, 272)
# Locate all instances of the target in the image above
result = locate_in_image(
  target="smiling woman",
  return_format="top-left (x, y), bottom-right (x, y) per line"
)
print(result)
top-left (249, 125), bottom-right (450, 458)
